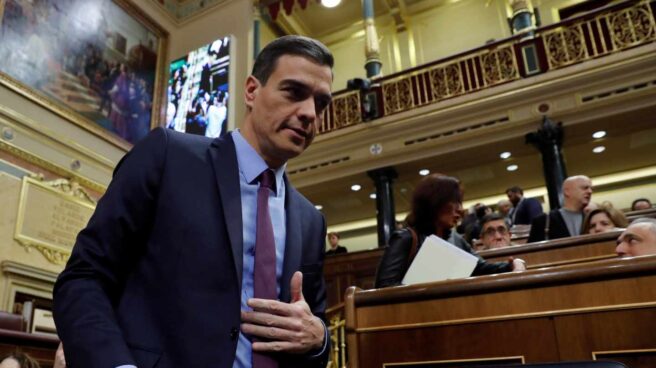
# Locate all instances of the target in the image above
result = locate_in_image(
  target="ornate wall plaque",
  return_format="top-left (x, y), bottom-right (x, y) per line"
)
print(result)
top-left (14, 176), bottom-right (96, 265)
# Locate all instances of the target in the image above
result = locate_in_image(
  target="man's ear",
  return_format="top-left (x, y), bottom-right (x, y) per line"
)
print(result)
top-left (244, 76), bottom-right (260, 109)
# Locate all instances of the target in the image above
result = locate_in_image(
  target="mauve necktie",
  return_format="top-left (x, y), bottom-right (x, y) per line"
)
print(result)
top-left (252, 169), bottom-right (278, 368)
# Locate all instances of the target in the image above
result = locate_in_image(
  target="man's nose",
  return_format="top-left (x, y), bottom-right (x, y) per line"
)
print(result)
top-left (298, 98), bottom-right (317, 125)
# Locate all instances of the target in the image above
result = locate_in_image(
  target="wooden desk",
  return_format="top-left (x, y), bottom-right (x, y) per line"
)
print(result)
top-left (345, 256), bottom-right (656, 368)
top-left (480, 231), bottom-right (621, 269)
top-left (626, 208), bottom-right (656, 221)
top-left (324, 248), bottom-right (384, 306)
top-left (0, 329), bottom-right (58, 368)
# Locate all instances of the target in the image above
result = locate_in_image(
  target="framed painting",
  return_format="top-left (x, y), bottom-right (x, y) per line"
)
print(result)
top-left (0, 0), bottom-right (168, 150)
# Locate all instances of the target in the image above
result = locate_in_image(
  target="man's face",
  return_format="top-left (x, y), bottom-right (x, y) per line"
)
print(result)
top-left (616, 223), bottom-right (656, 256)
top-left (243, 55), bottom-right (332, 168)
top-left (328, 234), bottom-right (339, 248)
top-left (566, 178), bottom-right (593, 209)
top-left (481, 219), bottom-right (511, 249)
top-left (633, 200), bottom-right (652, 211)
top-left (506, 191), bottom-right (521, 206)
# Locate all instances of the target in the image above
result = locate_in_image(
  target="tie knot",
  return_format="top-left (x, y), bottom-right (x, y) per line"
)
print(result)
top-left (258, 169), bottom-right (276, 191)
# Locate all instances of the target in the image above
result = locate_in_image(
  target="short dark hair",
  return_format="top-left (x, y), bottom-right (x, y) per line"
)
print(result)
top-left (631, 198), bottom-right (652, 211)
top-left (252, 35), bottom-right (334, 85)
top-left (407, 174), bottom-right (463, 234)
top-left (506, 186), bottom-right (523, 195)
top-left (327, 232), bottom-right (339, 239)
top-left (481, 213), bottom-right (507, 229)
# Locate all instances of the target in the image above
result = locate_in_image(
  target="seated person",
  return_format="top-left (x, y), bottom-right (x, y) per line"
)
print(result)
top-left (325, 231), bottom-right (348, 255)
top-left (0, 352), bottom-right (40, 368)
top-left (615, 218), bottom-right (656, 256)
top-left (631, 198), bottom-right (653, 211)
top-left (374, 174), bottom-right (525, 288)
top-left (479, 213), bottom-right (512, 250)
top-left (582, 202), bottom-right (628, 234)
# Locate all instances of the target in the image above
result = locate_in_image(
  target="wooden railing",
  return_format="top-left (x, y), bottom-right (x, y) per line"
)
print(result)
top-left (319, 0), bottom-right (656, 134)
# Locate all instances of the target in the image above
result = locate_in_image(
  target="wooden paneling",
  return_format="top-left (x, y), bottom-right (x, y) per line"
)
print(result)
top-left (324, 248), bottom-right (384, 306)
top-left (345, 256), bottom-right (656, 368)
top-left (480, 231), bottom-right (621, 269)
top-left (359, 319), bottom-right (554, 368)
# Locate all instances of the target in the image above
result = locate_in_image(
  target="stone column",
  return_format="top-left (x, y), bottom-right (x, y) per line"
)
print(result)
top-left (526, 116), bottom-right (567, 210)
top-left (362, 0), bottom-right (382, 78)
top-left (368, 167), bottom-right (398, 246)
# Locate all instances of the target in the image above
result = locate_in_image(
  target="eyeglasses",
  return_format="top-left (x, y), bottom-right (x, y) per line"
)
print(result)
top-left (483, 226), bottom-right (509, 237)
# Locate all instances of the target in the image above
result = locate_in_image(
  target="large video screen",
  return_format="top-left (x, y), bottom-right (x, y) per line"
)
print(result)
top-left (166, 36), bottom-right (230, 138)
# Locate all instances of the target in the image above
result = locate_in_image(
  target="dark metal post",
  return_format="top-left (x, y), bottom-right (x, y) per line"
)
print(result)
top-left (526, 116), bottom-right (567, 209)
top-left (368, 167), bottom-right (398, 247)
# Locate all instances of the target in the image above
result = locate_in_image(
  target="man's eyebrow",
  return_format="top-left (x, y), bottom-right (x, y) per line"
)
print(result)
top-left (618, 232), bottom-right (641, 244)
top-left (280, 79), bottom-right (332, 100)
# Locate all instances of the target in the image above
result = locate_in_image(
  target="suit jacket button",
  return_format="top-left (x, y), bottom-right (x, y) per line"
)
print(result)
top-left (230, 327), bottom-right (239, 340)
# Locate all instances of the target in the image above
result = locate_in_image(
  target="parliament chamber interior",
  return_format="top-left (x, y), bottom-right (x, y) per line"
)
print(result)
top-left (0, 0), bottom-right (655, 367)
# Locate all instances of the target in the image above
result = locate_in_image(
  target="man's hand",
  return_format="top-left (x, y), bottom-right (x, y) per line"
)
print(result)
top-left (54, 342), bottom-right (66, 368)
top-left (509, 257), bottom-right (527, 272)
top-left (241, 271), bottom-right (325, 354)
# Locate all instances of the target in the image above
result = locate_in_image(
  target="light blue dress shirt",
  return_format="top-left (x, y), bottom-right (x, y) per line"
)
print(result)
top-left (232, 130), bottom-right (287, 368)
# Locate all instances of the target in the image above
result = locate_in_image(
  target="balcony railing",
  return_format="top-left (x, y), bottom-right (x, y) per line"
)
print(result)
top-left (319, 0), bottom-right (656, 135)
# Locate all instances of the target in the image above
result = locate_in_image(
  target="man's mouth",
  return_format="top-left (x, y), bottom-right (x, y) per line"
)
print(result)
top-left (285, 126), bottom-right (308, 140)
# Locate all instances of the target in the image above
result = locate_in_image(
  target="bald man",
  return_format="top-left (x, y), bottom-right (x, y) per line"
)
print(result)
top-left (528, 175), bottom-right (593, 242)
top-left (616, 218), bottom-right (656, 257)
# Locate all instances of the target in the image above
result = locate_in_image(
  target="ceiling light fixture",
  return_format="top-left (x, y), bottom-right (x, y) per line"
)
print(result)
top-left (507, 164), bottom-right (519, 172)
top-left (321, 0), bottom-right (341, 8)
top-left (419, 169), bottom-right (430, 176)
top-left (314, 205), bottom-right (323, 210)
top-left (592, 131), bottom-right (607, 139)
top-left (499, 151), bottom-right (512, 159)
top-left (369, 193), bottom-right (376, 199)
top-left (593, 146), bottom-right (606, 153)
top-left (351, 184), bottom-right (362, 192)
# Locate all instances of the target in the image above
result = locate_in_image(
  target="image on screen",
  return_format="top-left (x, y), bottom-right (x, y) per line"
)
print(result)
top-left (166, 36), bottom-right (230, 138)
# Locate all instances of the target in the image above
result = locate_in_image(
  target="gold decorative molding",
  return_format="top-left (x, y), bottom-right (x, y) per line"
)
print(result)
top-left (0, 138), bottom-right (107, 194)
top-left (593, 348), bottom-right (656, 360)
top-left (14, 176), bottom-right (96, 265)
top-left (383, 355), bottom-right (525, 367)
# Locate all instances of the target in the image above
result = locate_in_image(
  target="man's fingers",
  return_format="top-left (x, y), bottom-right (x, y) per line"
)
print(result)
top-left (252, 340), bottom-right (304, 354)
top-left (241, 322), bottom-right (299, 342)
top-left (290, 271), bottom-right (304, 303)
top-left (247, 297), bottom-right (308, 316)
top-left (241, 310), bottom-right (302, 330)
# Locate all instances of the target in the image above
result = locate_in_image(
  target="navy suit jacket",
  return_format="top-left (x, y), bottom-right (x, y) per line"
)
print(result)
top-left (53, 128), bottom-right (329, 368)
top-left (511, 197), bottom-right (543, 226)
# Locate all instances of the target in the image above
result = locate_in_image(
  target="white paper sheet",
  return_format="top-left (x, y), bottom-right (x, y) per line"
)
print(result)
top-left (402, 234), bottom-right (478, 285)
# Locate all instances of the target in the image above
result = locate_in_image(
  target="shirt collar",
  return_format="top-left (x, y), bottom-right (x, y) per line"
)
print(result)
top-left (232, 130), bottom-right (286, 196)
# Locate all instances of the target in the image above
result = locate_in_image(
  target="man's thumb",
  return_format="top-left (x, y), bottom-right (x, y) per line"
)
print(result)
top-left (290, 271), bottom-right (304, 303)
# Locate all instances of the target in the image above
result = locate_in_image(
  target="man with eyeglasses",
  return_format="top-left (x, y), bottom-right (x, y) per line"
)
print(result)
top-left (480, 213), bottom-right (513, 250)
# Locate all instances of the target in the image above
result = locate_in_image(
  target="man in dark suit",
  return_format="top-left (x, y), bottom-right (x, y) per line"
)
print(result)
top-left (528, 175), bottom-right (593, 242)
top-left (506, 186), bottom-right (543, 226)
top-left (53, 36), bottom-right (334, 368)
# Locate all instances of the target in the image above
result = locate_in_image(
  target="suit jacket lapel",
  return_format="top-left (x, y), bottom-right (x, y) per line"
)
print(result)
top-left (208, 133), bottom-right (244, 289)
top-left (280, 176), bottom-right (302, 303)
